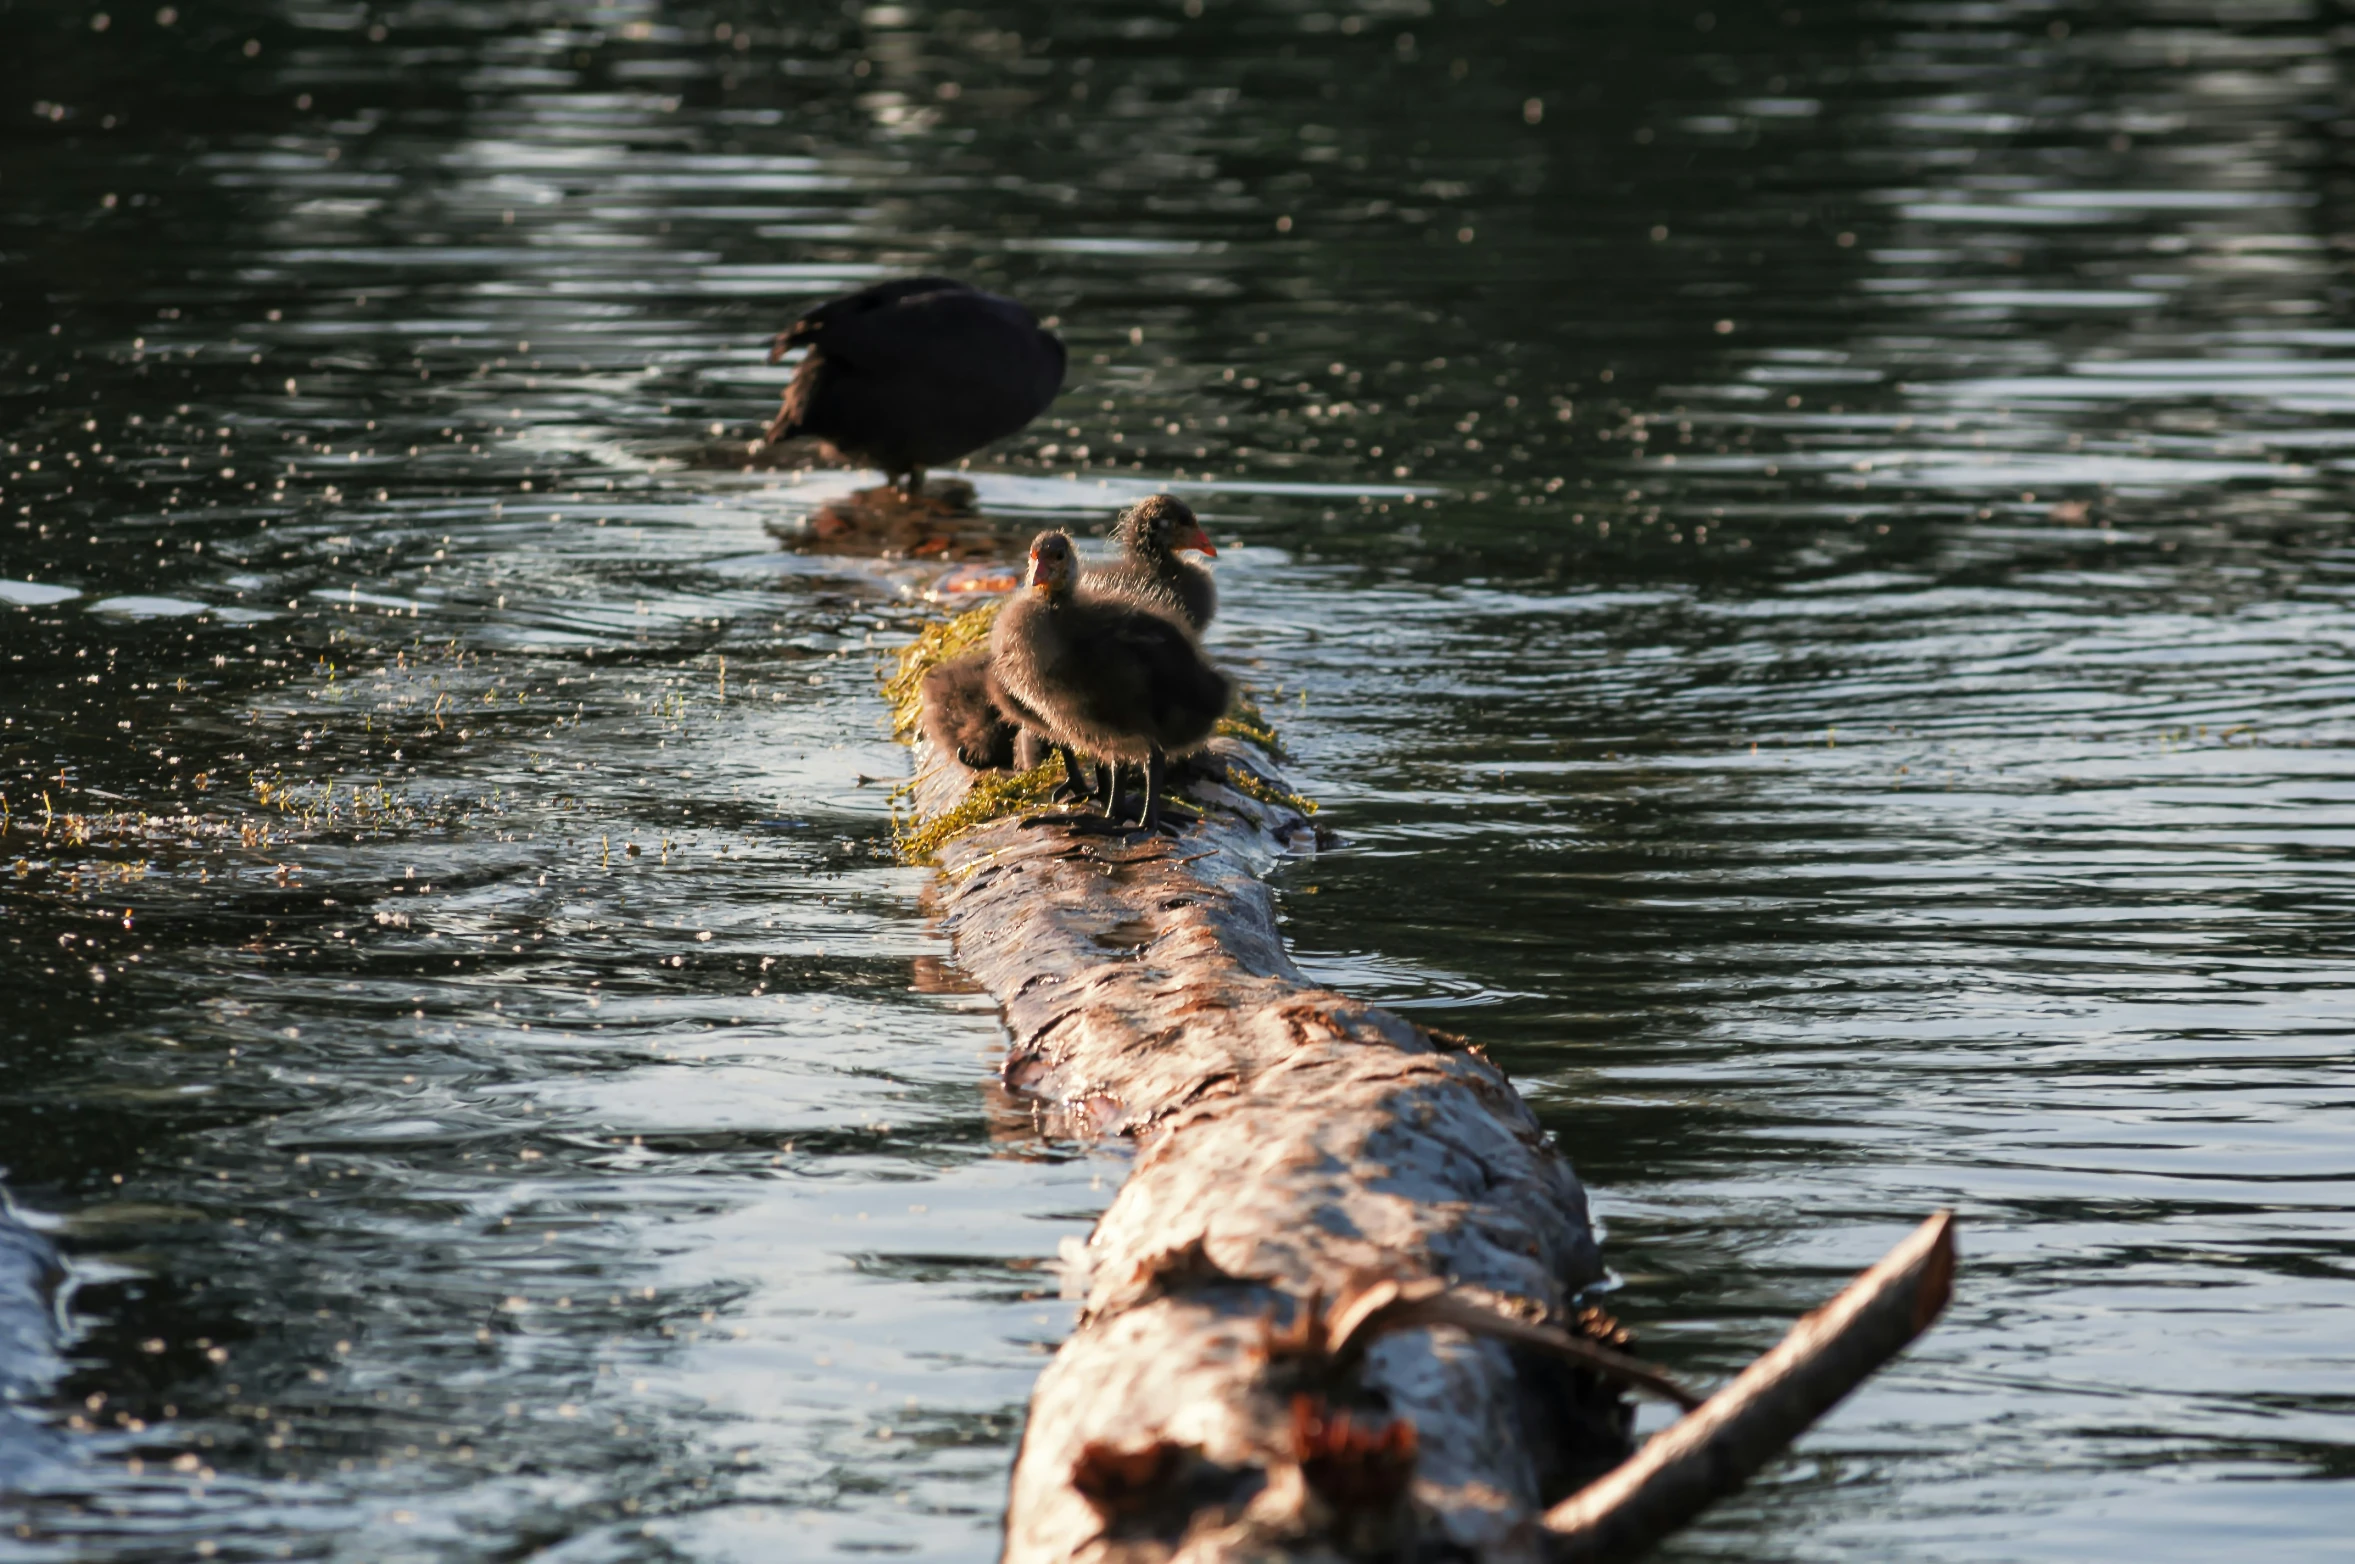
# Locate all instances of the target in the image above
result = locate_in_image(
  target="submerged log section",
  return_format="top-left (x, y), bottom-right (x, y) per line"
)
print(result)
top-left (906, 727), bottom-right (1953, 1562)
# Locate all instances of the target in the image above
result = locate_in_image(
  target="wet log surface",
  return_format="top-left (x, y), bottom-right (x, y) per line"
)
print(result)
top-left (910, 736), bottom-right (1635, 1562)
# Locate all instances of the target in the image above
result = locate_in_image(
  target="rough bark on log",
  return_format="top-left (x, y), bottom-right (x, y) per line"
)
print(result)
top-left (910, 737), bottom-right (1633, 1562)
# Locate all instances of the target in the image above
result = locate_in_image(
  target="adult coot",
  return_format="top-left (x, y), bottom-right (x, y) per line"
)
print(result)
top-left (766, 277), bottom-right (1065, 497)
top-left (989, 531), bottom-right (1230, 833)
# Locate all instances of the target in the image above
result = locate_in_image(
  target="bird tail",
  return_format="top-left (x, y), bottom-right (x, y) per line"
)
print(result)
top-left (768, 321), bottom-right (818, 365)
top-left (765, 364), bottom-right (818, 446)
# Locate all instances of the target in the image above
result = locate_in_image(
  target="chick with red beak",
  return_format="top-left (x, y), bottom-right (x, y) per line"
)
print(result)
top-left (916, 498), bottom-right (1223, 802)
top-left (1091, 493), bottom-right (1218, 635)
top-left (989, 530), bottom-right (1231, 834)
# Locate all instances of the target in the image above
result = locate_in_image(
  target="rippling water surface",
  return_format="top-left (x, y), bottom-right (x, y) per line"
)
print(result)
top-left (3, 3), bottom-right (2352, 1559)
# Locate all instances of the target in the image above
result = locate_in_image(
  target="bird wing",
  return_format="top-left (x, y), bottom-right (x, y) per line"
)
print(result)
top-left (1099, 615), bottom-right (1219, 733)
top-left (768, 278), bottom-right (980, 366)
top-left (1136, 614), bottom-right (1230, 736)
top-left (768, 280), bottom-right (974, 439)
top-left (768, 352), bottom-right (825, 442)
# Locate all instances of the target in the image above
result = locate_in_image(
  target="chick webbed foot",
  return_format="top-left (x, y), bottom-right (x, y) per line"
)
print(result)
top-left (1048, 745), bottom-right (1097, 805)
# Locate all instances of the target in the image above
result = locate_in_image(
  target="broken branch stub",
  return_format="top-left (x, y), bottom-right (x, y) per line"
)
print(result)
top-left (1323, 1279), bottom-right (1703, 1413)
top-left (1542, 1209), bottom-right (1958, 1564)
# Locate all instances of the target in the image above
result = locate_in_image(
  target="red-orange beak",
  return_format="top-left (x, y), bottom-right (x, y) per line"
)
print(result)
top-left (1179, 522), bottom-right (1217, 557)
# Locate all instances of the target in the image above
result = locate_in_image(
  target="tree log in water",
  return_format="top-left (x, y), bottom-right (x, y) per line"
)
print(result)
top-left (903, 723), bottom-right (1951, 1562)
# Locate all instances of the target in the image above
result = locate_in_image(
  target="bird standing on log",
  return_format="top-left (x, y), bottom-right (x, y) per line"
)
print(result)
top-left (920, 495), bottom-right (1219, 791)
top-left (765, 277), bottom-right (1066, 498)
top-left (988, 531), bottom-right (1230, 834)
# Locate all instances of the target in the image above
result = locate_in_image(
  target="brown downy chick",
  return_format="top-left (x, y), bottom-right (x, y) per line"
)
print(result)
top-left (911, 645), bottom-right (1087, 798)
top-left (918, 648), bottom-right (1017, 771)
top-left (1088, 494), bottom-right (1217, 632)
top-left (988, 531), bottom-right (1231, 833)
top-left (926, 506), bottom-right (1216, 789)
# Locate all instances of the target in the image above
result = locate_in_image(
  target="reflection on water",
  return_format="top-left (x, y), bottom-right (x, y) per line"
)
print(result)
top-left (1, 3), bottom-right (2351, 1560)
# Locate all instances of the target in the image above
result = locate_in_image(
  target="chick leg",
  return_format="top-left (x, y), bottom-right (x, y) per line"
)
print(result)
top-left (1050, 745), bottom-right (1094, 804)
top-left (1141, 748), bottom-right (1174, 834)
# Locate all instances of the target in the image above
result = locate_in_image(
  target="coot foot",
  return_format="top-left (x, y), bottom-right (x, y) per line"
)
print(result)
top-left (1104, 789), bottom-right (1196, 830)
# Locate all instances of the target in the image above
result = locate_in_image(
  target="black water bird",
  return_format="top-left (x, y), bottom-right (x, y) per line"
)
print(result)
top-left (765, 277), bottom-right (1066, 497)
top-left (1089, 494), bottom-right (1217, 633)
top-left (988, 531), bottom-right (1231, 833)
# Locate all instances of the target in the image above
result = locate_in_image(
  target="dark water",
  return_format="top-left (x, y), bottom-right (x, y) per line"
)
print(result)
top-left (3, 2), bottom-right (2352, 1559)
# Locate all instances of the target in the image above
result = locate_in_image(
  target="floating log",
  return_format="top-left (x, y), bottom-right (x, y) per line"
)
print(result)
top-left (896, 654), bottom-right (1953, 1562)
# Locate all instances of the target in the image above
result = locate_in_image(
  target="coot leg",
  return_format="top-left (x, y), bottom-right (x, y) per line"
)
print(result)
top-left (896, 469), bottom-right (925, 500)
top-left (1099, 758), bottom-right (1123, 819)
